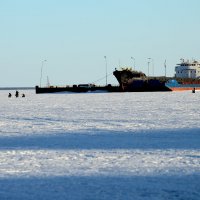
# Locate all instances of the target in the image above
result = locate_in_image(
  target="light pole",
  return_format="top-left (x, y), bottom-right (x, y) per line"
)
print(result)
top-left (131, 57), bottom-right (135, 70)
top-left (151, 58), bottom-right (154, 76)
top-left (147, 58), bottom-right (151, 78)
top-left (40, 60), bottom-right (47, 87)
top-left (104, 56), bottom-right (107, 86)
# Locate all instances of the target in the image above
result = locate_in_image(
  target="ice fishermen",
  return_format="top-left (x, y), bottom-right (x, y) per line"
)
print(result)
top-left (8, 91), bottom-right (25, 98)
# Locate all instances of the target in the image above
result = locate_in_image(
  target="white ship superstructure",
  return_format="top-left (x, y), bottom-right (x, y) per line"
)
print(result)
top-left (175, 59), bottom-right (200, 78)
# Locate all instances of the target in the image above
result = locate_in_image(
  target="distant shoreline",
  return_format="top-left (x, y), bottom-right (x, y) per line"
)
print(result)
top-left (0, 87), bottom-right (34, 90)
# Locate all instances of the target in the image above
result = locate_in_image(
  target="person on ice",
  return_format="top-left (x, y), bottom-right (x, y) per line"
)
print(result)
top-left (15, 91), bottom-right (19, 98)
top-left (22, 94), bottom-right (25, 98)
top-left (8, 93), bottom-right (12, 98)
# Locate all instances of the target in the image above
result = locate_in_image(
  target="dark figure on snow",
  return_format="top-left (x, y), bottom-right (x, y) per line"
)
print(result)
top-left (8, 93), bottom-right (12, 98)
top-left (15, 91), bottom-right (19, 98)
top-left (22, 94), bottom-right (25, 98)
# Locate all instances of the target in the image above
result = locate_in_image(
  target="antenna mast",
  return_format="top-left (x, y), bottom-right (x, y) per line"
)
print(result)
top-left (47, 76), bottom-right (50, 87)
top-left (164, 60), bottom-right (167, 77)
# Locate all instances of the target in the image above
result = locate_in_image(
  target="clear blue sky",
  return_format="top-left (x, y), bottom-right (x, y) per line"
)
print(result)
top-left (1, 0), bottom-right (200, 87)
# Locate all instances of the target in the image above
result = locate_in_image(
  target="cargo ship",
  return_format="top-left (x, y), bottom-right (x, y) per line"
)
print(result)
top-left (113, 59), bottom-right (200, 92)
top-left (113, 68), bottom-right (171, 92)
top-left (165, 59), bottom-right (200, 91)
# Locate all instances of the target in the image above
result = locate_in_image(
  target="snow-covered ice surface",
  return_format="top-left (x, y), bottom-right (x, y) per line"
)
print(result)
top-left (0, 90), bottom-right (200, 200)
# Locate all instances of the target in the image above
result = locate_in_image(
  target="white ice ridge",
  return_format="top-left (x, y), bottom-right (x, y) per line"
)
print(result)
top-left (0, 149), bottom-right (199, 178)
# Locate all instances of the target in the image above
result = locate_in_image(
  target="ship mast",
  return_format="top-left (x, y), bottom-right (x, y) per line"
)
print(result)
top-left (40, 59), bottom-right (47, 87)
top-left (104, 56), bottom-right (108, 86)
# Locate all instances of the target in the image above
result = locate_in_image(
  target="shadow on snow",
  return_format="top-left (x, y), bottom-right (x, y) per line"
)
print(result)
top-left (0, 128), bottom-right (199, 150)
top-left (0, 175), bottom-right (199, 200)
